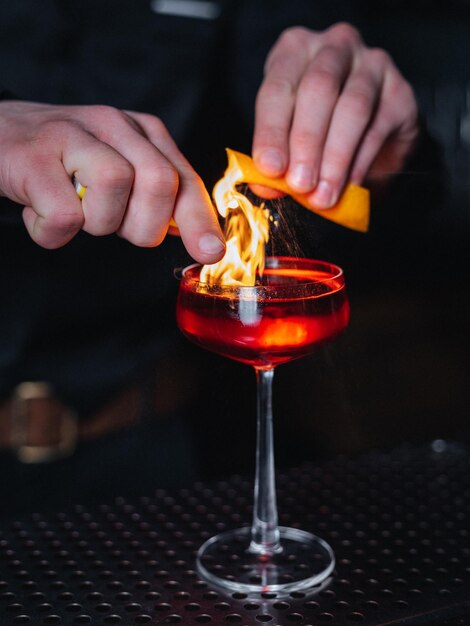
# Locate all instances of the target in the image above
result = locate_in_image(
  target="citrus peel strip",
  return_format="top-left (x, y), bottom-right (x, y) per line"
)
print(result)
top-left (226, 148), bottom-right (370, 233)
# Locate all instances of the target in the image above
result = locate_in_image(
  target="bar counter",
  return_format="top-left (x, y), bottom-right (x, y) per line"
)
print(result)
top-left (0, 440), bottom-right (469, 625)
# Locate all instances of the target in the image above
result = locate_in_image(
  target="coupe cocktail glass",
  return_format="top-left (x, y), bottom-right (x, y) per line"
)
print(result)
top-left (176, 256), bottom-right (349, 593)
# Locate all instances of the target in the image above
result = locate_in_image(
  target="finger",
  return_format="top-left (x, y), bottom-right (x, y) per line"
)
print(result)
top-left (252, 28), bottom-right (312, 177)
top-left (77, 107), bottom-right (180, 246)
top-left (286, 43), bottom-right (353, 194)
top-left (309, 58), bottom-right (384, 208)
top-left (22, 165), bottom-right (84, 248)
top-left (350, 71), bottom-right (418, 182)
top-left (128, 111), bottom-right (225, 264)
top-left (64, 132), bottom-right (134, 237)
top-left (348, 92), bottom-right (394, 184)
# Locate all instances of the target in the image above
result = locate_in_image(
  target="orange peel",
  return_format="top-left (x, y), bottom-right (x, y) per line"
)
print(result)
top-left (226, 148), bottom-right (370, 233)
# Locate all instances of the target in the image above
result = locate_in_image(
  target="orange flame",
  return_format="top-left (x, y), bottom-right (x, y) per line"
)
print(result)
top-left (199, 150), bottom-right (270, 286)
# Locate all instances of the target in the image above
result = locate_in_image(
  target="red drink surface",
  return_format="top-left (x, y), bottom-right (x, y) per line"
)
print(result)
top-left (176, 259), bottom-right (349, 368)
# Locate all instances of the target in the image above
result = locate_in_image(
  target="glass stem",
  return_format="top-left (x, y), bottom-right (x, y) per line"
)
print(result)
top-left (249, 367), bottom-right (282, 556)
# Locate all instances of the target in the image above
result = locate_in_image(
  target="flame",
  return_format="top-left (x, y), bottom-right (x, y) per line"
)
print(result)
top-left (200, 150), bottom-right (270, 286)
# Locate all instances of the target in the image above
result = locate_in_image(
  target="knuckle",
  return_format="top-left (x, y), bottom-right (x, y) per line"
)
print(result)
top-left (96, 162), bottom-right (134, 191)
top-left (86, 104), bottom-right (124, 123)
top-left (146, 115), bottom-right (169, 136)
top-left (344, 88), bottom-right (374, 119)
top-left (305, 69), bottom-right (340, 99)
top-left (366, 47), bottom-right (393, 69)
top-left (132, 111), bottom-right (170, 137)
top-left (312, 45), bottom-right (347, 74)
top-left (258, 76), bottom-right (295, 101)
top-left (265, 27), bottom-right (312, 72)
top-left (32, 120), bottom-right (76, 148)
top-left (143, 164), bottom-right (179, 198)
top-left (278, 26), bottom-right (311, 48)
top-left (47, 209), bottom-right (83, 234)
top-left (328, 22), bottom-right (361, 46)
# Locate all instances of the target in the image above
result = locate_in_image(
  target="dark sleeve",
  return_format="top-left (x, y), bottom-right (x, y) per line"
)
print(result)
top-left (0, 88), bottom-right (16, 99)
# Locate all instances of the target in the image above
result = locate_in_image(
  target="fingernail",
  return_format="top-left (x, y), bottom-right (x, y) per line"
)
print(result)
top-left (288, 164), bottom-right (315, 192)
top-left (310, 180), bottom-right (336, 209)
top-left (199, 233), bottom-right (225, 256)
top-left (258, 149), bottom-right (285, 175)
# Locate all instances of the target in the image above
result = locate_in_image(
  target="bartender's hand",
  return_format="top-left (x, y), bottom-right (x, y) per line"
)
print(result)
top-left (0, 101), bottom-right (225, 262)
top-left (252, 23), bottom-right (419, 207)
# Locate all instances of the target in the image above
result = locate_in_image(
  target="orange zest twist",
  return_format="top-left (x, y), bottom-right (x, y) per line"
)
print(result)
top-left (228, 148), bottom-right (370, 233)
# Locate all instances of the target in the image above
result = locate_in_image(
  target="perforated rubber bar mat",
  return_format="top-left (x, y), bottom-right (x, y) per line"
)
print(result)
top-left (1, 440), bottom-right (470, 625)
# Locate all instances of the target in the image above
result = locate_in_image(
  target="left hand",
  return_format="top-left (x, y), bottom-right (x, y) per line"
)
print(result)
top-left (252, 23), bottom-right (419, 208)
top-left (0, 102), bottom-right (225, 263)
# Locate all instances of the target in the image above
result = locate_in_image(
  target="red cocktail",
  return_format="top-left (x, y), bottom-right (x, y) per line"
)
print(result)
top-left (177, 257), bottom-right (349, 368)
top-left (176, 256), bottom-right (349, 593)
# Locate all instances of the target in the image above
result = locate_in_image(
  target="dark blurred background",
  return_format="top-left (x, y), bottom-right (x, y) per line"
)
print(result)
top-left (183, 0), bottom-right (470, 480)
top-left (0, 0), bottom-right (468, 514)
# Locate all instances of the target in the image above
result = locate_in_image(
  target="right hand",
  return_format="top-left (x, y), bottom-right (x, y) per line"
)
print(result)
top-left (252, 24), bottom-right (419, 208)
top-left (0, 101), bottom-right (225, 263)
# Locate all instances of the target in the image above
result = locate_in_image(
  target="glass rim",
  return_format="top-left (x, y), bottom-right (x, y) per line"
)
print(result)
top-left (178, 255), bottom-right (345, 290)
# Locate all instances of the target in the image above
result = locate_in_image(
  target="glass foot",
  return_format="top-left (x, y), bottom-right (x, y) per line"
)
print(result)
top-left (196, 526), bottom-right (335, 593)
